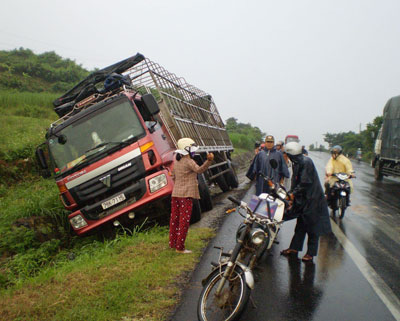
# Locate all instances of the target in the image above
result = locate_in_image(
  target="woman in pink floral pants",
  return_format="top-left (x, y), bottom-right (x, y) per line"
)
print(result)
top-left (169, 138), bottom-right (214, 254)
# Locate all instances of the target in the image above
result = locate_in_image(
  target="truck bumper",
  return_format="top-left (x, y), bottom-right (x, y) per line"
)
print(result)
top-left (69, 169), bottom-right (174, 235)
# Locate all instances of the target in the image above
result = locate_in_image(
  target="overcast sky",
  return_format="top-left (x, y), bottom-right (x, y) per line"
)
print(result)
top-left (1, 0), bottom-right (400, 148)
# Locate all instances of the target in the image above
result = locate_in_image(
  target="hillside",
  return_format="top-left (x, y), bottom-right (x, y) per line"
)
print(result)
top-left (0, 48), bottom-right (89, 93)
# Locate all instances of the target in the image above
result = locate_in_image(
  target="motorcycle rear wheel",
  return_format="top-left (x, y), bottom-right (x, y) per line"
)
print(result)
top-left (339, 196), bottom-right (346, 219)
top-left (197, 265), bottom-right (251, 321)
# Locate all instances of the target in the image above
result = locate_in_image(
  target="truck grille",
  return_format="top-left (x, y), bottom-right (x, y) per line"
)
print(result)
top-left (70, 155), bottom-right (146, 218)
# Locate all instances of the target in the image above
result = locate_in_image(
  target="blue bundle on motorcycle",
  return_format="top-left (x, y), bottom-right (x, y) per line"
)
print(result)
top-left (248, 195), bottom-right (278, 220)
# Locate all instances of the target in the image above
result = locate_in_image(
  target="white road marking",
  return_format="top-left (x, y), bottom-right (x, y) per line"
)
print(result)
top-left (330, 218), bottom-right (400, 321)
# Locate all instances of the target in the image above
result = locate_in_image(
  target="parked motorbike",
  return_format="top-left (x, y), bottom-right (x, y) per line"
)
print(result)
top-left (197, 178), bottom-right (289, 321)
top-left (328, 172), bottom-right (353, 219)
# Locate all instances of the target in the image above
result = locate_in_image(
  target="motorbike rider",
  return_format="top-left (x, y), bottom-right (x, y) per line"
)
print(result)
top-left (246, 135), bottom-right (289, 196)
top-left (356, 148), bottom-right (362, 162)
top-left (281, 142), bottom-right (332, 262)
top-left (325, 145), bottom-right (355, 206)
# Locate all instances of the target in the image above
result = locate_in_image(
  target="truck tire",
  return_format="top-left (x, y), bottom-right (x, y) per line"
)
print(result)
top-left (224, 160), bottom-right (239, 189)
top-left (198, 174), bottom-right (213, 212)
top-left (374, 161), bottom-right (383, 181)
top-left (215, 172), bottom-right (230, 192)
top-left (190, 199), bottom-right (201, 224)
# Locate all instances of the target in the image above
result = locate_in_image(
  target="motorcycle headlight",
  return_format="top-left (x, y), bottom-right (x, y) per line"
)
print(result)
top-left (250, 228), bottom-right (265, 245)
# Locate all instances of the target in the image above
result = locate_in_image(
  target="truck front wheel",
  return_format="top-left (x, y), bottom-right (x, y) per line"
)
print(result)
top-left (374, 161), bottom-right (383, 181)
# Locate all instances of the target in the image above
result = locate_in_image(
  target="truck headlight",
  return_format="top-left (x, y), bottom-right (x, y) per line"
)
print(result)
top-left (250, 228), bottom-right (265, 245)
top-left (149, 174), bottom-right (167, 193)
top-left (70, 215), bottom-right (88, 229)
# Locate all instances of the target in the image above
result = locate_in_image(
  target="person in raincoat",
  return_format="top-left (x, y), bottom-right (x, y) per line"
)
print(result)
top-left (246, 135), bottom-right (289, 196)
top-left (281, 142), bottom-right (332, 262)
top-left (325, 145), bottom-right (355, 206)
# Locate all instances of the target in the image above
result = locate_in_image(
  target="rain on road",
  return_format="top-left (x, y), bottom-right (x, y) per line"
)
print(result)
top-left (172, 151), bottom-right (400, 321)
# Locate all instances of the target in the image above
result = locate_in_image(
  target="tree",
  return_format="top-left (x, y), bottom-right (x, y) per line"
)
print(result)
top-left (323, 116), bottom-right (383, 160)
top-left (226, 118), bottom-right (265, 151)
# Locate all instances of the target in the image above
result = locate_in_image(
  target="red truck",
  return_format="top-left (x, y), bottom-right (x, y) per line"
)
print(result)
top-left (36, 53), bottom-right (237, 235)
top-left (284, 135), bottom-right (300, 145)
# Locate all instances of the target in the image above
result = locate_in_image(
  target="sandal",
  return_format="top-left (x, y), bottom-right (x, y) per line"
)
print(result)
top-left (176, 249), bottom-right (192, 254)
top-left (280, 248), bottom-right (298, 256)
top-left (302, 254), bottom-right (313, 262)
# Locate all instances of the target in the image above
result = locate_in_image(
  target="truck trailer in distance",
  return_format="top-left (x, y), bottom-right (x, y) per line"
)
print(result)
top-left (372, 95), bottom-right (400, 181)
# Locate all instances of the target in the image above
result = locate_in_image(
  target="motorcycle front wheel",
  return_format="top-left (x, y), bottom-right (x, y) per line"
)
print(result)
top-left (197, 265), bottom-right (251, 321)
top-left (339, 196), bottom-right (346, 219)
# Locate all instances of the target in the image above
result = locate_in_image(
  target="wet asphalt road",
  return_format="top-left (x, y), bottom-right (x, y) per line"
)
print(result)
top-left (171, 151), bottom-right (400, 321)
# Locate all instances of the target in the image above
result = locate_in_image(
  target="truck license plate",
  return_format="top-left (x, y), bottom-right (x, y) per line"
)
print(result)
top-left (101, 193), bottom-right (126, 210)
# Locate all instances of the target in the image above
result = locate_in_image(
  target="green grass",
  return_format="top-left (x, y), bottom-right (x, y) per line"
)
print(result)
top-left (0, 115), bottom-right (52, 161)
top-left (231, 147), bottom-right (249, 158)
top-left (0, 90), bottom-right (58, 119)
top-left (0, 226), bottom-right (215, 321)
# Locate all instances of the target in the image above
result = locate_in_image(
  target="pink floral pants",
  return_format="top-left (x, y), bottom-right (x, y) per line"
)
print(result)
top-left (169, 197), bottom-right (193, 251)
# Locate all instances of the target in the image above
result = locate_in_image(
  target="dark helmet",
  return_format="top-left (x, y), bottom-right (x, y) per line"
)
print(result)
top-left (331, 145), bottom-right (342, 155)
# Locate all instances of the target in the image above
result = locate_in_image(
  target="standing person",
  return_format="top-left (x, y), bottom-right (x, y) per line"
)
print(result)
top-left (169, 138), bottom-right (214, 254)
top-left (325, 145), bottom-right (354, 206)
top-left (281, 142), bottom-right (331, 263)
top-left (254, 141), bottom-right (261, 155)
top-left (302, 145), bottom-right (308, 156)
top-left (282, 148), bottom-right (293, 191)
top-left (247, 135), bottom-right (289, 195)
top-left (276, 140), bottom-right (284, 151)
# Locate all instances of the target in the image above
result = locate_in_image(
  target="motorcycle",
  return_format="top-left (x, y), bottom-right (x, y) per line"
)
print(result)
top-left (328, 172), bottom-right (353, 219)
top-left (197, 177), bottom-right (289, 321)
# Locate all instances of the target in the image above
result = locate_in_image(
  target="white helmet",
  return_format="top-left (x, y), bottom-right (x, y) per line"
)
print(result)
top-left (176, 137), bottom-right (198, 155)
top-left (285, 142), bottom-right (302, 156)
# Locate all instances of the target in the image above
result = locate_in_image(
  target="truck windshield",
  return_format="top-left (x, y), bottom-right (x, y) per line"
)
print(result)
top-left (48, 98), bottom-right (144, 173)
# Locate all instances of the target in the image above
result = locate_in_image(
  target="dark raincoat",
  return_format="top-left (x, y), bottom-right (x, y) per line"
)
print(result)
top-left (287, 155), bottom-right (331, 236)
top-left (246, 147), bottom-right (290, 196)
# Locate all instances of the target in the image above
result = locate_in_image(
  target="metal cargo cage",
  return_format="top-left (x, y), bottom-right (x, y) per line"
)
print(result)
top-left (124, 58), bottom-right (233, 153)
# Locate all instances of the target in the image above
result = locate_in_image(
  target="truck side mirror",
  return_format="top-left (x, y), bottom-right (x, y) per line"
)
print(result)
top-left (142, 94), bottom-right (160, 115)
top-left (35, 147), bottom-right (51, 178)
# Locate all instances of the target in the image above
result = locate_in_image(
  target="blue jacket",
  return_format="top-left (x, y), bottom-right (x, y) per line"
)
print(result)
top-left (247, 147), bottom-right (290, 195)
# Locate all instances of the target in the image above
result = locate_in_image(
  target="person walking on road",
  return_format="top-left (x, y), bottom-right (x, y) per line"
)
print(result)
top-left (281, 142), bottom-right (332, 263)
top-left (169, 138), bottom-right (214, 254)
top-left (247, 135), bottom-right (290, 196)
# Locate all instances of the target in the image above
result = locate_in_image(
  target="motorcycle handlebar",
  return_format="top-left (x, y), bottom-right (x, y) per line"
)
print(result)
top-left (228, 196), bottom-right (241, 206)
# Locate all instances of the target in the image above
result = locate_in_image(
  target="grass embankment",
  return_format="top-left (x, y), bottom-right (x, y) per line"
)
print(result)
top-left (0, 89), bottom-right (217, 320)
top-left (0, 227), bottom-right (214, 321)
